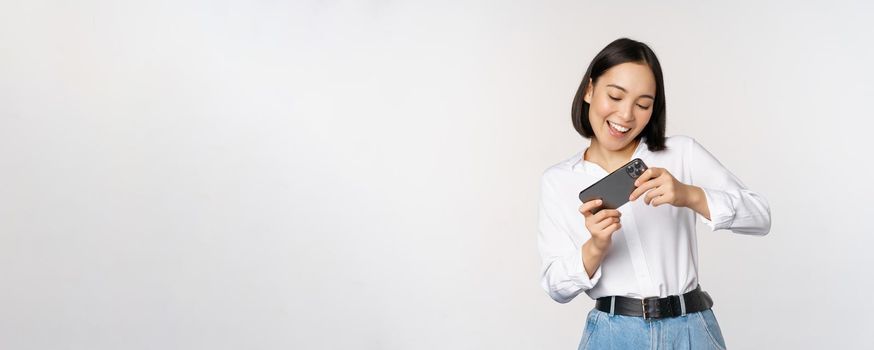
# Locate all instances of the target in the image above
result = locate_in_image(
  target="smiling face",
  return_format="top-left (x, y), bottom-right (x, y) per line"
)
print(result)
top-left (583, 61), bottom-right (657, 152)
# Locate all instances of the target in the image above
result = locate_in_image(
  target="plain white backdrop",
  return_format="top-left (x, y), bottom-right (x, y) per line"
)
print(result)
top-left (1, 0), bottom-right (873, 349)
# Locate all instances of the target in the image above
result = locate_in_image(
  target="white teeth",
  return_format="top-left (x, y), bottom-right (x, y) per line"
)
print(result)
top-left (609, 121), bottom-right (629, 133)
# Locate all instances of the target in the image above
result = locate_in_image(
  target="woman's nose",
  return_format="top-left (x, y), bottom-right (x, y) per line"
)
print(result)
top-left (617, 102), bottom-right (634, 120)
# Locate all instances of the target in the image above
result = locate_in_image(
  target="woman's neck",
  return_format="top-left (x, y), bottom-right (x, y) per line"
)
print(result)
top-left (584, 138), bottom-right (641, 173)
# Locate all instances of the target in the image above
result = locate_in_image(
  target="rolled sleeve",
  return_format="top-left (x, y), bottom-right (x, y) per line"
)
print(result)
top-left (540, 244), bottom-right (602, 304)
top-left (566, 245), bottom-right (603, 287)
top-left (537, 171), bottom-right (600, 303)
top-left (697, 187), bottom-right (736, 231)
top-left (687, 137), bottom-right (772, 236)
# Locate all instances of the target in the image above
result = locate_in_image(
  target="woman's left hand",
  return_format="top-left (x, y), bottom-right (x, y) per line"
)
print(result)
top-left (628, 167), bottom-right (692, 208)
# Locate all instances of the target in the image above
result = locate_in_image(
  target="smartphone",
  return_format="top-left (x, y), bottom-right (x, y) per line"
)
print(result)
top-left (578, 158), bottom-right (648, 214)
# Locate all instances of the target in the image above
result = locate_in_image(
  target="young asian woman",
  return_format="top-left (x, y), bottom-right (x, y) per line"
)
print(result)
top-left (537, 38), bottom-right (771, 350)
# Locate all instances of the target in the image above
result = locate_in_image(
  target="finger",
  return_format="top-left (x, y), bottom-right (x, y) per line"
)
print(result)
top-left (650, 194), bottom-right (662, 207)
top-left (647, 193), bottom-right (663, 206)
top-left (651, 193), bottom-right (673, 207)
top-left (593, 208), bottom-right (621, 222)
top-left (579, 199), bottom-right (603, 216)
top-left (579, 200), bottom-right (594, 215)
top-left (644, 186), bottom-right (664, 205)
top-left (634, 167), bottom-right (660, 187)
top-left (630, 168), bottom-right (663, 200)
top-left (604, 209), bottom-right (622, 218)
top-left (595, 216), bottom-right (620, 231)
top-left (605, 222), bottom-right (621, 233)
top-left (655, 168), bottom-right (674, 180)
top-left (630, 177), bottom-right (662, 201)
top-left (583, 199), bottom-right (603, 215)
top-left (591, 209), bottom-right (622, 223)
top-left (594, 218), bottom-right (616, 232)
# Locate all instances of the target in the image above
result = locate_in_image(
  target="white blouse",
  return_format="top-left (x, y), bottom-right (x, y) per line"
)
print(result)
top-left (537, 135), bottom-right (771, 303)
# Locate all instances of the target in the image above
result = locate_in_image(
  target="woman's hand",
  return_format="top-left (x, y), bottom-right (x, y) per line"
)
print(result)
top-left (579, 199), bottom-right (622, 253)
top-left (628, 167), bottom-right (693, 207)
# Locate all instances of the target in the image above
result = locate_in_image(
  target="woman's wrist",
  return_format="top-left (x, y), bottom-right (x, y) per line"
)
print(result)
top-left (682, 185), bottom-right (711, 220)
top-left (681, 184), bottom-right (700, 208)
top-left (582, 240), bottom-right (607, 279)
top-left (584, 238), bottom-right (608, 258)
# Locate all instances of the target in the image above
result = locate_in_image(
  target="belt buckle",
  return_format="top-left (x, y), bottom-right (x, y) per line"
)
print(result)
top-left (640, 297), bottom-right (658, 320)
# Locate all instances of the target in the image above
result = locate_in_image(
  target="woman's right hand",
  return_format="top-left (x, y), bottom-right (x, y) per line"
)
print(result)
top-left (579, 199), bottom-right (622, 253)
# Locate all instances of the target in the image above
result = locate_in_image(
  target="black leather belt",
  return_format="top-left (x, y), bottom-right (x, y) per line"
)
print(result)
top-left (595, 285), bottom-right (713, 320)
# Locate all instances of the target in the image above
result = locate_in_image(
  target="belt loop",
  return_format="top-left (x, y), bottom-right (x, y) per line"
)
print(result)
top-left (679, 294), bottom-right (687, 316)
top-left (609, 296), bottom-right (616, 316)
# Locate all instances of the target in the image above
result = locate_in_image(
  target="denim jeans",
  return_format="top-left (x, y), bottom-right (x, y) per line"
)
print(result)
top-left (578, 308), bottom-right (727, 350)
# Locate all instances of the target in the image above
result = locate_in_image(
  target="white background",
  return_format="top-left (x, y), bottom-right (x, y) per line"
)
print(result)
top-left (2, 0), bottom-right (873, 349)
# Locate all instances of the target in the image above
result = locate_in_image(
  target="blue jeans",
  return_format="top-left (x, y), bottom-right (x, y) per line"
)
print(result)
top-left (578, 308), bottom-right (727, 350)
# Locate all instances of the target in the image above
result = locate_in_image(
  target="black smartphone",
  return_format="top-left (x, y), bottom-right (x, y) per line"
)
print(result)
top-left (578, 158), bottom-right (648, 214)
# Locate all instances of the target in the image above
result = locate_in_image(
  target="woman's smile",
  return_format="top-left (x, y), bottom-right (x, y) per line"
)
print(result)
top-left (607, 120), bottom-right (631, 138)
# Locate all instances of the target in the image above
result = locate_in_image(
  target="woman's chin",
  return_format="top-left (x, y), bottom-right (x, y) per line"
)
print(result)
top-left (599, 135), bottom-right (638, 151)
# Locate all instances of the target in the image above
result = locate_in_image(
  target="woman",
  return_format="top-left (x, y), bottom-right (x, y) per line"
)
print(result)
top-left (537, 38), bottom-right (771, 349)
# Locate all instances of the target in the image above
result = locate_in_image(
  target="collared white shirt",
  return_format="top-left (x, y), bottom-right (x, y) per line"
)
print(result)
top-left (537, 135), bottom-right (771, 303)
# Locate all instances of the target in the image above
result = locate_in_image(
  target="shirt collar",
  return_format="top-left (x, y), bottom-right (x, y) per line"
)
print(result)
top-left (570, 136), bottom-right (648, 174)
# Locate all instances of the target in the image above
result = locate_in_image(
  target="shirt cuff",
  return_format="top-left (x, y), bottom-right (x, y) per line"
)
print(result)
top-left (565, 245), bottom-right (602, 289)
top-left (698, 187), bottom-right (737, 231)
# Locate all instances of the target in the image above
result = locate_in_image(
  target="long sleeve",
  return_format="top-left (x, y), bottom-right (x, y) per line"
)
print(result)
top-left (686, 137), bottom-right (772, 235)
top-left (537, 171), bottom-right (601, 303)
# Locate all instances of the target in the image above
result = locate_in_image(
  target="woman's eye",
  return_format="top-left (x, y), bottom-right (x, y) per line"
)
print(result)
top-left (608, 95), bottom-right (621, 101)
top-left (637, 104), bottom-right (651, 110)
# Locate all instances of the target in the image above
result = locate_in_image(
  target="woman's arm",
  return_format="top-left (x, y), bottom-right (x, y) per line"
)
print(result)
top-left (684, 137), bottom-right (772, 235)
top-left (537, 172), bottom-right (602, 303)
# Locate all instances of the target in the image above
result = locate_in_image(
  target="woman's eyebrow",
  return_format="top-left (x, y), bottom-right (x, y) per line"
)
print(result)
top-left (606, 84), bottom-right (655, 100)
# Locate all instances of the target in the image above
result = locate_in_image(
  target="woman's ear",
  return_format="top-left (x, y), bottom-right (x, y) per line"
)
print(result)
top-left (583, 78), bottom-right (594, 104)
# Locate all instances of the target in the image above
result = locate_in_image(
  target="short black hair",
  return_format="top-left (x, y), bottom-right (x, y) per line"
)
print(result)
top-left (571, 38), bottom-right (667, 152)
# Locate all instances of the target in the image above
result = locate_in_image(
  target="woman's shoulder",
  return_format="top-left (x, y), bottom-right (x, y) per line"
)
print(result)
top-left (542, 153), bottom-right (577, 174)
top-left (663, 134), bottom-right (697, 149)
top-left (657, 134), bottom-right (709, 156)
top-left (540, 150), bottom-right (584, 183)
